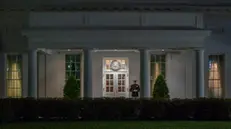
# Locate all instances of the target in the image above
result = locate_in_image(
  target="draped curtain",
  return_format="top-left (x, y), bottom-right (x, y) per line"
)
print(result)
top-left (151, 63), bottom-right (161, 91)
top-left (7, 55), bottom-right (22, 98)
top-left (150, 55), bottom-right (166, 94)
top-left (208, 55), bottom-right (223, 98)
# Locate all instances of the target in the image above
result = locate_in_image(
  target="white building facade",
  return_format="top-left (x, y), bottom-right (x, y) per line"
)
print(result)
top-left (0, 0), bottom-right (231, 99)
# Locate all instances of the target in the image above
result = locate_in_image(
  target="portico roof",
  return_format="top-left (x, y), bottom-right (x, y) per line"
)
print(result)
top-left (1, 0), bottom-right (231, 12)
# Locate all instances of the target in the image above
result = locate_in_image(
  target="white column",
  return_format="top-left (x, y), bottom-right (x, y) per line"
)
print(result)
top-left (28, 50), bottom-right (38, 98)
top-left (140, 49), bottom-right (151, 98)
top-left (196, 50), bottom-right (205, 97)
top-left (0, 53), bottom-right (6, 98)
top-left (83, 49), bottom-right (92, 97)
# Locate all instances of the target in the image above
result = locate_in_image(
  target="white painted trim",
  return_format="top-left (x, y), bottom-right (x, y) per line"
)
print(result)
top-left (23, 29), bottom-right (211, 49)
top-left (23, 29), bottom-right (210, 38)
top-left (93, 49), bottom-right (139, 52)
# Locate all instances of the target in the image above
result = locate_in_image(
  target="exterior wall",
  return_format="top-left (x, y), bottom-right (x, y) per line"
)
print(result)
top-left (22, 52), bottom-right (66, 98)
top-left (203, 14), bottom-right (231, 98)
top-left (2, 9), bottom-right (231, 98)
top-left (166, 50), bottom-right (196, 99)
top-left (38, 53), bottom-right (65, 98)
top-left (0, 11), bottom-right (29, 52)
top-left (25, 12), bottom-right (208, 50)
top-left (37, 50), bottom-right (197, 98)
top-left (91, 51), bottom-right (140, 98)
top-left (29, 12), bottom-right (203, 28)
top-left (22, 53), bottom-right (28, 97)
top-left (203, 43), bottom-right (231, 98)
top-left (35, 50), bottom-right (197, 98)
top-left (0, 53), bottom-right (6, 98)
top-left (184, 50), bottom-right (197, 98)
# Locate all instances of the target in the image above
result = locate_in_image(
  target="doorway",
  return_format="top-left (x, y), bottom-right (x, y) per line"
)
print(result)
top-left (102, 58), bottom-right (129, 98)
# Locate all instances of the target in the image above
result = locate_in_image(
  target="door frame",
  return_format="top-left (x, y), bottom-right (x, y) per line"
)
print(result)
top-left (102, 57), bottom-right (129, 98)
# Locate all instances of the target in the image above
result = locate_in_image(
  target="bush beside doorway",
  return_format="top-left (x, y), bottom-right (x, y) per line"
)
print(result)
top-left (152, 74), bottom-right (170, 99)
top-left (63, 76), bottom-right (80, 99)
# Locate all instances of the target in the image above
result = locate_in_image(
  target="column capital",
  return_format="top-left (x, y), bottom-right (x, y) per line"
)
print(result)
top-left (82, 47), bottom-right (94, 50)
top-left (138, 48), bottom-right (151, 51)
top-left (27, 48), bottom-right (38, 51)
top-left (195, 48), bottom-right (205, 51)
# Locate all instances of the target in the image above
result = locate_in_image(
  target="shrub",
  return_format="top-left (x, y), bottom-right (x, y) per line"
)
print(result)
top-left (152, 75), bottom-right (170, 99)
top-left (63, 76), bottom-right (80, 99)
top-left (1, 98), bottom-right (231, 122)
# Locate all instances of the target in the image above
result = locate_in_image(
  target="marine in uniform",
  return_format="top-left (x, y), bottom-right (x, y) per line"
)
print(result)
top-left (129, 80), bottom-right (140, 99)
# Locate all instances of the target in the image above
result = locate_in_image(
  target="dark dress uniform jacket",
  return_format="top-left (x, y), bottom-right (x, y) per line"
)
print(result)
top-left (130, 84), bottom-right (140, 97)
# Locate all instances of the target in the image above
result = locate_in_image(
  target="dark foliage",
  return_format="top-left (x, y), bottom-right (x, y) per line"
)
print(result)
top-left (0, 98), bottom-right (231, 122)
top-left (63, 76), bottom-right (80, 99)
top-left (152, 75), bottom-right (170, 99)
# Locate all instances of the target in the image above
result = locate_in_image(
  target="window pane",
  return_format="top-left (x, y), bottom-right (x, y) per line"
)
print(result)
top-left (75, 71), bottom-right (81, 79)
top-left (75, 63), bottom-right (80, 71)
top-left (151, 55), bottom-right (156, 62)
top-left (66, 72), bottom-right (70, 79)
top-left (71, 71), bottom-right (76, 77)
top-left (75, 55), bottom-right (81, 62)
top-left (6, 55), bottom-right (22, 98)
top-left (161, 56), bottom-right (165, 62)
top-left (65, 54), bottom-right (82, 82)
top-left (208, 55), bottom-right (224, 98)
top-left (150, 63), bottom-right (154, 77)
top-left (156, 55), bottom-right (161, 62)
top-left (65, 63), bottom-right (71, 71)
top-left (150, 54), bottom-right (166, 95)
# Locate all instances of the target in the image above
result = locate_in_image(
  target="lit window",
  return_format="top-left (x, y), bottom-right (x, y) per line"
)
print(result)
top-left (150, 55), bottom-right (166, 94)
top-left (104, 59), bottom-right (127, 71)
top-left (208, 55), bottom-right (224, 98)
top-left (6, 55), bottom-right (22, 98)
top-left (65, 55), bottom-right (81, 85)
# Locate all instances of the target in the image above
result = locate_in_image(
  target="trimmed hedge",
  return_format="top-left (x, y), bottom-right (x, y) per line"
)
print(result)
top-left (0, 98), bottom-right (231, 122)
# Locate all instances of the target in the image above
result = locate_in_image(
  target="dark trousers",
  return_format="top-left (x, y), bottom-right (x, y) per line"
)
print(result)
top-left (131, 92), bottom-right (139, 99)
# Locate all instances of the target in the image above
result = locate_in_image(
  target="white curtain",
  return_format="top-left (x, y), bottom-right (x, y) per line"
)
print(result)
top-left (208, 61), bottom-right (222, 97)
top-left (7, 60), bottom-right (22, 98)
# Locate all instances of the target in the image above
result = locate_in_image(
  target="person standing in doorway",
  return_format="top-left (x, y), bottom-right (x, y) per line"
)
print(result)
top-left (130, 80), bottom-right (140, 99)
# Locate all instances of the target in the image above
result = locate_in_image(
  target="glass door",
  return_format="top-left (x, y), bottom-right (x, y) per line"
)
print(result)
top-left (103, 58), bottom-right (129, 98)
top-left (116, 73), bottom-right (128, 97)
top-left (103, 73), bottom-right (116, 97)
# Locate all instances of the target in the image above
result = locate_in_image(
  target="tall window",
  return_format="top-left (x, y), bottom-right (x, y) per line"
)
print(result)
top-left (208, 55), bottom-right (224, 98)
top-left (65, 54), bottom-right (81, 85)
top-left (150, 55), bottom-right (166, 93)
top-left (6, 55), bottom-right (22, 98)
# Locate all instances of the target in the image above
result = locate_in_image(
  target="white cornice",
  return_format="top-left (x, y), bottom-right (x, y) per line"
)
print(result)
top-left (22, 29), bottom-right (211, 49)
top-left (22, 29), bottom-right (210, 38)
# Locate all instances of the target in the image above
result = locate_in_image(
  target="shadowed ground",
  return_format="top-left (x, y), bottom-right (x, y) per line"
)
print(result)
top-left (2, 121), bottom-right (231, 129)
